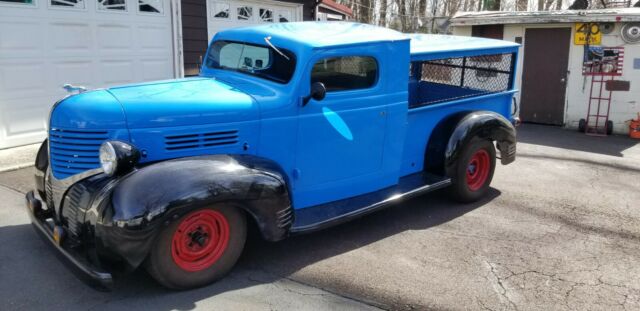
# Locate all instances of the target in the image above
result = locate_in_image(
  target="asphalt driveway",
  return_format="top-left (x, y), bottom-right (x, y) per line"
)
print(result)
top-left (1, 124), bottom-right (639, 310)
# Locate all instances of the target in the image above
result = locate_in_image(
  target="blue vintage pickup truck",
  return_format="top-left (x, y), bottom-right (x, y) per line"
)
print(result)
top-left (25, 22), bottom-right (519, 290)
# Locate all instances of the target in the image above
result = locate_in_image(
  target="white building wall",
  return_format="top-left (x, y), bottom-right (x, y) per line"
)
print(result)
top-left (453, 23), bottom-right (640, 134)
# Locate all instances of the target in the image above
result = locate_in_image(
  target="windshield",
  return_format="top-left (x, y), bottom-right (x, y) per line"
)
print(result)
top-left (205, 41), bottom-right (296, 84)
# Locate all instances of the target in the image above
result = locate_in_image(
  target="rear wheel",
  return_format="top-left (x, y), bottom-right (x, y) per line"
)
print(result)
top-left (146, 204), bottom-right (246, 289)
top-left (448, 138), bottom-right (496, 203)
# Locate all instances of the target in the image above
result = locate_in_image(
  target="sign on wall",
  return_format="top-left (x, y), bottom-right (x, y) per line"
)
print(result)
top-left (575, 23), bottom-right (602, 45)
top-left (583, 46), bottom-right (624, 75)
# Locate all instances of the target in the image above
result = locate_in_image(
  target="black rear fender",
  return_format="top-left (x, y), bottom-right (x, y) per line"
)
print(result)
top-left (424, 111), bottom-right (516, 175)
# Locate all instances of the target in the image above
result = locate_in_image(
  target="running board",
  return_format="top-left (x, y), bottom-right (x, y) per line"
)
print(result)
top-left (290, 172), bottom-right (451, 234)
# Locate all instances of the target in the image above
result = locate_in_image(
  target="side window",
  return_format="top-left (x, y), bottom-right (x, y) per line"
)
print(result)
top-left (311, 56), bottom-right (378, 92)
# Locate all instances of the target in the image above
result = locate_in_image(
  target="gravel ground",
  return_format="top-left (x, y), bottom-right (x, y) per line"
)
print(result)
top-left (0, 124), bottom-right (639, 310)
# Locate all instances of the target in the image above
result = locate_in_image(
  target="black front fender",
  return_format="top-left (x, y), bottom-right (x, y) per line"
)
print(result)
top-left (96, 154), bottom-right (292, 269)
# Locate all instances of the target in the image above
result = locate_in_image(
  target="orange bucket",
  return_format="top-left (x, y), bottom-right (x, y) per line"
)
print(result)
top-left (630, 113), bottom-right (640, 139)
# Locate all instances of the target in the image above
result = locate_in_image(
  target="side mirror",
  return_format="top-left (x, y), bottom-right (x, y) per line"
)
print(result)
top-left (302, 82), bottom-right (326, 106)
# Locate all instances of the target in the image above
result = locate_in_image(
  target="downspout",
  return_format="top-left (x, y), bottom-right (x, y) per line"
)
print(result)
top-left (314, 0), bottom-right (320, 21)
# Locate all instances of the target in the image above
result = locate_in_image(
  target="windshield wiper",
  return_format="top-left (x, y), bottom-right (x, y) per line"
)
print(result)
top-left (264, 36), bottom-right (290, 61)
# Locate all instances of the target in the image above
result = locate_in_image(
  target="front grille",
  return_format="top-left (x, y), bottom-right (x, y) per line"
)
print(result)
top-left (62, 184), bottom-right (85, 237)
top-left (164, 129), bottom-right (239, 151)
top-left (45, 177), bottom-right (54, 209)
top-left (49, 128), bottom-right (108, 179)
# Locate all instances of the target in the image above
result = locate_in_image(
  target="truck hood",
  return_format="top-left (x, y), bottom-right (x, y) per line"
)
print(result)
top-left (50, 78), bottom-right (258, 130)
top-left (108, 78), bottom-right (258, 128)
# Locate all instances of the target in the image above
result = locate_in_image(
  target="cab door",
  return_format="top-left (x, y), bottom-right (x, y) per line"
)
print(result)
top-left (293, 51), bottom-right (390, 208)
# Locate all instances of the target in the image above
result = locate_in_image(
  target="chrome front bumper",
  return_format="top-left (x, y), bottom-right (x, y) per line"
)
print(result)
top-left (25, 190), bottom-right (114, 291)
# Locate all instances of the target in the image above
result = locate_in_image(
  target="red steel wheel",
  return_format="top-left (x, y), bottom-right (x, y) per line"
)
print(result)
top-left (171, 209), bottom-right (230, 272)
top-left (446, 138), bottom-right (496, 203)
top-left (146, 204), bottom-right (246, 289)
top-left (466, 149), bottom-right (491, 191)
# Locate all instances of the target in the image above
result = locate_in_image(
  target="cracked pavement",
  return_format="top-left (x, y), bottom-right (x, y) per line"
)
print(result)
top-left (1, 124), bottom-right (639, 310)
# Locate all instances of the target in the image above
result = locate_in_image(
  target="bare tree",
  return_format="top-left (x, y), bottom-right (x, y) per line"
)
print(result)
top-left (337, 0), bottom-right (634, 33)
top-left (379, 0), bottom-right (388, 26)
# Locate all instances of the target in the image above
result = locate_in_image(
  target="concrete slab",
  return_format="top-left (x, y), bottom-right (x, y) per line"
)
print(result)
top-left (1, 124), bottom-right (639, 310)
top-left (0, 186), bottom-right (379, 311)
top-left (0, 143), bottom-right (39, 172)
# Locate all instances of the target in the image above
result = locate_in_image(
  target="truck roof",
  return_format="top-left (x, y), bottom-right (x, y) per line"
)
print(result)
top-left (216, 22), bottom-right (408, 49)
top-left (215, 22), bottom-right (519, 58)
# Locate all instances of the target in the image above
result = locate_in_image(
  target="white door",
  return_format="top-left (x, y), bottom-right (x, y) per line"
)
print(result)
top-left (206, 0), bottom-right (303, 42)
top-left (0, 0), bottom-right (176, 149)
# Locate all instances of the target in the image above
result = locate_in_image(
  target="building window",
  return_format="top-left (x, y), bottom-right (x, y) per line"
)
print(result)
top-left (237, 6), bottom-right (252, 21)
top-left (138, 0), bottom-right (162, 13)
top-left (278, 11), bottom-right (291, 22)
top-left (311, 56), bottom-right (378, 92)
top-left (97, 0), bottom-right (125, 11)
top-left (50, 0), bottom-right (85, 8)
top-left (0, 0), bottom-right (34, 5)
top-left (259, 8), bottom-right (273, 22)
top-left (212, 1), bottom-right (229, 18)
top-left (471, 24), bottom-right (504, 40)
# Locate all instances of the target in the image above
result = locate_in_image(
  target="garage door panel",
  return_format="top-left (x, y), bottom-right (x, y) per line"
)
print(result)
top-left (1, 62), bottom-right (46, 94)
top-left (100, 60), bottom-right (135, 85)
top-left (50, 22), bottom-right (93, 51)
top-left (137, 25), bottom-right (172, 50)
top-left (140, 59), bottom-right (172, 81)
top-left (3, 99), bottom-right (49, 136)
top-left (97, 24), bottom-right (134, 50)
top-left (0, 0), bottom-right (175, 148)
top-left (0, 20), bottom-right (43, 58)
top-left (53, 61), bottom-right (94, 88)
top-left (206, 0), bottom-right (302, 41)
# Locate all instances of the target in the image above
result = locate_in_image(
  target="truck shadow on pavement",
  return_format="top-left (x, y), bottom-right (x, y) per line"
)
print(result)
top-left (0, 189), bottom-right (499, 310)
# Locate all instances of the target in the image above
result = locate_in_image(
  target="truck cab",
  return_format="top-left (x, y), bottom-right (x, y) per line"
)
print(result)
top-left (25, 22), bottom-right (518, 290)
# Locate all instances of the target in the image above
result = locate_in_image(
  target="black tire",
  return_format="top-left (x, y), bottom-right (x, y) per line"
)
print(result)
top-left (447, 138), bottom-right (496, 203)
top-left (606, 120), bottom-right (613, 135)
top-left (146, 204), bottom-right (246, 289)
top-left (578, 119), bottom-right (586, 133)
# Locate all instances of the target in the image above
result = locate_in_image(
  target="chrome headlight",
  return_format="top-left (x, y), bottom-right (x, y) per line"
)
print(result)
top-left (99, 141), bottom-right (140, 176)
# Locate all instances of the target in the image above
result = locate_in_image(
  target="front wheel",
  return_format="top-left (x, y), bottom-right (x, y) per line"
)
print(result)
top-left (447, 138), bottom-right (496, 203)
top-left (146, 204), bottom-right (246, 289)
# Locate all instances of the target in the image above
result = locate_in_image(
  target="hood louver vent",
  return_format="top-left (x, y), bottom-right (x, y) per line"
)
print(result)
top-left (164, 130), bottom-right (239, 151)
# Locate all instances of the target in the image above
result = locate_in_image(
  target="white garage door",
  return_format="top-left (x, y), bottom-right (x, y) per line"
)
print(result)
top-left (0, 0), bottom-right (177, 149)
top-left (206, 0), bottom-right (303, 41)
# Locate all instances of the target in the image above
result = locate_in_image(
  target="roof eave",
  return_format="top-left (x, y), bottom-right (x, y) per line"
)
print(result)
top-left (451, 9), bottom-right (640, 26)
